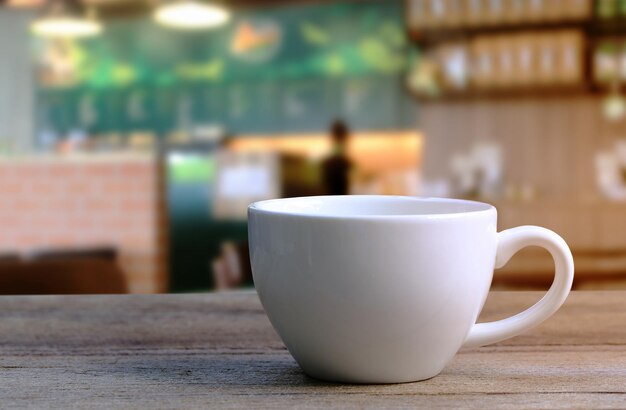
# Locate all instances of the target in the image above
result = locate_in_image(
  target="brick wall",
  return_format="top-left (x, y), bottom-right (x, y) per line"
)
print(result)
top-left (0, 154), bottom-right (167, 293)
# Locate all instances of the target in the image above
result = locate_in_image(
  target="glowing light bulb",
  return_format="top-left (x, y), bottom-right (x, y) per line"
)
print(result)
top-left (31, 17), bottom-right (102, 37)
top-left (154, 1), bottom-right (230, 30)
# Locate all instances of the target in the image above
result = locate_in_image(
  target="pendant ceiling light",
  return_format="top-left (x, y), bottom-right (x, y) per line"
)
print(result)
top-left (154, 0), bottom-right (230, 30)
top-left (31, 0), bottom-right (102, 38)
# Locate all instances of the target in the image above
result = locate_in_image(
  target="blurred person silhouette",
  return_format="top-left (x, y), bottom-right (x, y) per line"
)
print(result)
top-left (212, 241), bottom-right (252, 291)
top-left (322, 120), bottom-right (353, 195)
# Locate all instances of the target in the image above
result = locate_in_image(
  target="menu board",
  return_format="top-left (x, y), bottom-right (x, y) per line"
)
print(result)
top-left (35, 0), bottom-right (415, 137)
top-left (39, 73), bottom-right (415, 135)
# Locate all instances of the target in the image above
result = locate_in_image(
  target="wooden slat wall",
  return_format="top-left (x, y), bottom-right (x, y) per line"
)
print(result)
top-left (421, 96), bottom-right (626, 200)
top-left (420, 96), bottom-right (626, 250)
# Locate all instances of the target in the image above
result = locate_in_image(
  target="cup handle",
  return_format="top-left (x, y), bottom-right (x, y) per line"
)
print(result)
top-left (463, 226), bottom-right (574, 348)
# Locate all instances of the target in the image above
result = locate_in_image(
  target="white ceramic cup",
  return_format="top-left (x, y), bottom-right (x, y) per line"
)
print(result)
top-left (248, 196), bottom-right (574, 384)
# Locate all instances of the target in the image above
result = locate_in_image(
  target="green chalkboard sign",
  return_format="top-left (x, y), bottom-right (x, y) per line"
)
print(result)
top-left (35, 0), bottom-right (417, 136)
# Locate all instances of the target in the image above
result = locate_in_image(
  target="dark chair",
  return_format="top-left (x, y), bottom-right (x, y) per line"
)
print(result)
top-left (26, 247), bottom-right (117, 262)
top-left (0, 253), bottom-right (20, 263)
top-left (0, 258), bottom-right (127, 295)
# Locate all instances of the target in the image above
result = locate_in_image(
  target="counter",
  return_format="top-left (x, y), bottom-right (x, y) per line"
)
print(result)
top-left (0, 291), bottom-right (623, 408)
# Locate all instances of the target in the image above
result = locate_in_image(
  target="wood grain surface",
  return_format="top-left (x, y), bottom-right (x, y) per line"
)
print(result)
top-left (0, 291), bottom-right (624, 409)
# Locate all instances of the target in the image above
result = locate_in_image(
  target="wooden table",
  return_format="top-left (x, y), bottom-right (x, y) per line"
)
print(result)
top-left (1, 291), bottom-right (625, 409)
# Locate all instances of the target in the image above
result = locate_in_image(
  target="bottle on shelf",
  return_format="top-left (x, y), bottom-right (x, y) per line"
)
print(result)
top-left (536, 34), bottom-right (559, 85)
top-left (495, 36), bottom-right (516, 87)
top-left (564, 0), bottom-right (592, 20)
top-left (503, 0), bottom-right (526, 24)
top-left (443, 0), bottom-right (464, 27)
top-left (466, 0), bottom-right (487, 27)
top-left (594, 41), bottom-right (619, 86)
top-left (471, 37), bottom-right (497, 89)
top-left (512, 33), bottom-right (537, 86)
top-left (544, 0), bottom-right (563, 21)
top-left (427, 0), bottom-right (447, 29)
top-left (408, 0), bottom-right (430, 30)
top-left (526, 0), bottom-right (546, 22)
top-left (440, 43), bottom-right (470, 90)
top-left (556, 31), bottom-right (584, 85)
top-left (484, 0), bottom-right (506, 25)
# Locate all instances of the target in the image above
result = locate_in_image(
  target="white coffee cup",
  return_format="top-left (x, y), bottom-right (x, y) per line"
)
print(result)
top-left (248, 196), bottom-right (574, 384)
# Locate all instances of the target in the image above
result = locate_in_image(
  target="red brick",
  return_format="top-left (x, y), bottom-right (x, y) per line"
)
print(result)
top-left (0, 235), bottom-right (15, 249)
top-left (16, 166), bottom-right (45, 179)
top-left (85, 164), bottom-right (117, 179)
top-left (81, 198), bottom-right (119, 212)
top-left (28, 181), bottom-right (62, 196)
top-left (42, 234), bottom-right (79, 247)
top-left (100, 179), bottom-right (135, 194)
top-left (125, 212), bottom-right (157, 231)
top-left (0, 181), bottom-right (25, 195)
top-left (12, 198), bottom-right (45, 212)
top-left (46, 164), bottom-right (77, 179)
top-left (64, 215), bottom-right (99, 229)
top-left (44, 197), bottom-right (79, 211)
top-left (13, 233), bottom-right (44, 247)
top-left (120, 232), bottom-right (156, 247)
top-left (120, 162), bottom-right (154, 177)
top-left (64, 179), bottom-right (93, 194)
top-left (119, 197), bottom-right (155, 212)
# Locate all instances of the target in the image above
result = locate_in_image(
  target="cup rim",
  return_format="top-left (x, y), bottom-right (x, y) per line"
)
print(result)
top-left (248, 195), bottom-right (495, 220)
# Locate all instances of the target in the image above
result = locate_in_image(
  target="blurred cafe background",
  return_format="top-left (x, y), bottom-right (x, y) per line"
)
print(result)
top-left (1, 0), bottom-right (626, 294)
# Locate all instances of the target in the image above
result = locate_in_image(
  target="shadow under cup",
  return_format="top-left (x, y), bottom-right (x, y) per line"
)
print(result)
top-left (248, 196), bottom-right (498, 384)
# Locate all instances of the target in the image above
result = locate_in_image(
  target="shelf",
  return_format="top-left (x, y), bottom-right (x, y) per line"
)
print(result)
top-left (588, 18), bottom-right (626, 36)
top-left (408, 19), bottom-right (626, 48)
top-left (408, 20), bottom-right (588, 47)
top-left (405, 12), bottom-right (626, 101)
top-left (410, 84), bottom-right (590, 102)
